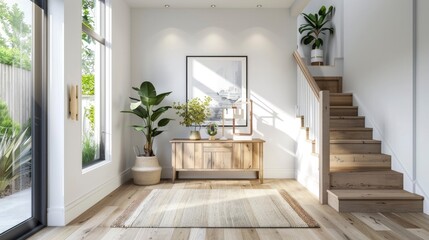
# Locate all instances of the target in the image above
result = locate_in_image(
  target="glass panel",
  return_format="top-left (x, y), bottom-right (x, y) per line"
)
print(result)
top-left (81, 33), bottom-right (102, 167)
top-left (82, 0), bottom-right (101, 35)
top-left (0, 0), bottom-right (33, 234)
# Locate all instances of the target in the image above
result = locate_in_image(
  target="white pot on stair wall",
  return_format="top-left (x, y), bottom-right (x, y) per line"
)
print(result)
top-left (132, 156), bottom-right (162, 185)
top-left (311, 49), bottom-right (324, 65)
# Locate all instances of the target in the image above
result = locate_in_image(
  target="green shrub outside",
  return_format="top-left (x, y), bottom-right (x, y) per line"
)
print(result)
top-left (82, 133), bottom-right (97, 165)
top-left (0, 46), bottom-right (31, 70)
top-left (0, 100), bottom-right (20, 137)
top-left (82, 74), bottom-right (95, 95)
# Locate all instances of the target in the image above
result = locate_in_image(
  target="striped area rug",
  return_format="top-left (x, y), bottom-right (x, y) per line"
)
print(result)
top-left (112, 189), bottom-right (319, 228)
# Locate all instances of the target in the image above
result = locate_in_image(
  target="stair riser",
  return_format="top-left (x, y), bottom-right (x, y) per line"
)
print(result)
top-left (330, 108), bottom-right (358, 116)
top-left (331, 119), bottom-right (365, 128)
top-left (330, 130), bottom-right (373, 140)
top-left (329, 198), bottom-right (423, 213)
top-left (330, 172), bottom-right (403, 190)
top-left (330, 143), bottom-right (381, 154)
top-left (315, 78), bottom-right (342, 93)
top-left (331, 154), bottom-right (391, 171)
top-left (330, 95), bottom-right (353, 106)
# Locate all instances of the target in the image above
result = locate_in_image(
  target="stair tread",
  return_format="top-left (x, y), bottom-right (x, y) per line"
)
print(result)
top-left (330, 170), bottom-right (400, 174)
top-left (330, 128), bottom-right (372, 131)
top-left (331, 106), bottom-right (358, 109)
top-left (327, 189), bottom-right (424, 200)
top-left (331, 153), bottom-right (390, 158)
top-left (330, 139), bottom-right (381, 144)
top-left (331, 116), bottom-right (365, 119)
top-left (330, 93), bottom-right (352, 96)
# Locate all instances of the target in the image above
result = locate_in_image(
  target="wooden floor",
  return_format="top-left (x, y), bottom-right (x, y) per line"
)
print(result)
top-left (30, 179), bottom-right (429, 240)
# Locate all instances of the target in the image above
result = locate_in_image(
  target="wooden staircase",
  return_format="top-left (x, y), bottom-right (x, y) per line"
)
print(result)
top-left (315, 77), bottom-right (424, 212)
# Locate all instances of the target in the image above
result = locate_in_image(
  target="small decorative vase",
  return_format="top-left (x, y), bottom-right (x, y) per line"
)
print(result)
top-left (206, 122), bottom-right (218, 141)
top-left (189, 130), bottom-right (201, 140)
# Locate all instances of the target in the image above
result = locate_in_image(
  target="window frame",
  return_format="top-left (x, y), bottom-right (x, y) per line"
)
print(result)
top-left (81, 0), bottom-right (107, 168)
top-left (0, 1), bottom-right (48, 239)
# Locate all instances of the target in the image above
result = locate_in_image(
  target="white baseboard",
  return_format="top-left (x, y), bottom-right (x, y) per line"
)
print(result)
top-left (296, 169), bottom-right (319, 199)
top-left (264, 168), bottom-right (295, 179)
top-left (59, 168), bottom-right (131, 225)
top-left (47, 207), bottom-right (66, 226)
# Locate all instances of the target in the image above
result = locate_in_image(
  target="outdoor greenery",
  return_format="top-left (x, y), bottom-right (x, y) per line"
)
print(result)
top-left (0, 100), bottom-right (20, 137)
top-left (0, 1), bottom-right (32, 195)
top-left (0, 0), bottom-right (31, 70)
top-left (299, 5), bottom-right (335, 49)
top-left (82, 133), bottom-right (97, 165)
top-left (85, 105), bottom-right (95, 132)
top-left (0, 127), bottom-right (31, 192)
top-left (82, 74), bottom-right (95, 95)
top-left (82, 0), bottom-right (96, 75)
top-left (173, 96), bottom-right (212, 131)
top-left (82, 74), bottom-right (95, 133)
top-left (122, 81), bottom-right (173, 157)
top-left (81, 0), bottom-right (97, 165)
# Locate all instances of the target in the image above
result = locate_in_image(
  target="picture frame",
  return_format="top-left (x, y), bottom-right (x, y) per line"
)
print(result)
top-left (186, 56), bottom-right (248, 127)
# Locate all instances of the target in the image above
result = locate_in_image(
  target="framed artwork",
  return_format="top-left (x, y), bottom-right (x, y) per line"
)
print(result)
top-left (186, 56), bottom-right (248, 127)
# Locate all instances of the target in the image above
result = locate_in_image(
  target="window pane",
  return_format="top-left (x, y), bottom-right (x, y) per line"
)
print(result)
top-left (82, 0), bottom-right (101, 35)
top-left (81, 33), bottom-right (103, 167)
top-left (0, 0), bottom-right (33, 234)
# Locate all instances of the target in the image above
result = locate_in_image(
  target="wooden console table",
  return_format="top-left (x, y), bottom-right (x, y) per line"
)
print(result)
top-left (170, 138), bottom-right (265, 183)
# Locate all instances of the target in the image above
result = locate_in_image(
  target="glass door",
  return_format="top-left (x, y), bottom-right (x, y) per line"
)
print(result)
top-left (0, 0), bottom-right (46, 239)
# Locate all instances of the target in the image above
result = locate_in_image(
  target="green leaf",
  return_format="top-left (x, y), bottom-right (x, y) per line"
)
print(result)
top-left (158, 118), bottom-right (172, 127)
top-left (152, 130), bottom-right (163, 137)
top-left (151, 106), bottom-right (171, 121)
top-left (318, 6), bottom-right (326, 16)
top-left (139, 81), bottom-right (157, 98)
top-left (121, 105), bottom-right (148, 119)
top-left (132, 125), bottom-right (146, 132)
top-left (302, 35), bottom-right (315, 45)
top-left (154, 91), bottom-right (172, 105)
top-left (130, 101), bottom-right (141, 110)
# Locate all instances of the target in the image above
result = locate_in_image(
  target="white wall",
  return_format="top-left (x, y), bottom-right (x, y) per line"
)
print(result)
top-left (344, 0), bottom-right (416, 198)
top-left (48, 0), bottom-right (132, 225)
top-left (416, 0), bottom-right (429, 213)
top-left (297, 0), bottom-right (343, 65)
top-left (130, 9), bottom-right (299, 179)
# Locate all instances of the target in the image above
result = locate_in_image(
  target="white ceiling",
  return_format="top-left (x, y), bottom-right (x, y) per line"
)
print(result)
top-left (125, 0), bottom-right (296, 9)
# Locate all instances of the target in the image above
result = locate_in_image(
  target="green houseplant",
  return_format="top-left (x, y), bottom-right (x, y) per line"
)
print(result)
top-left (299, 5), bottom-right (334, 65)
top-left (173, 96), bottom-right (211, 140)
top-left (122, 81), bottom-right (172, 185)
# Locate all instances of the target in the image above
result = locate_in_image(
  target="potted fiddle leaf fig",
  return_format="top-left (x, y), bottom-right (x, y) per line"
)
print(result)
top-left (299, 5), bottom-right (335, 65)
top-left (122, 81), bottom-right (172, 185)
top-left (173, 96), bottom-right (211, 140)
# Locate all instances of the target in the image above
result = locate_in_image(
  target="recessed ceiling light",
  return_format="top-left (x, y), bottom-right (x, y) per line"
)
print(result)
top-left (164, 4), bottom-right (170, 8)
top-left (211, 4), bottom-right (216, 8)
top-left (257, 4), bottom-right (262, 8)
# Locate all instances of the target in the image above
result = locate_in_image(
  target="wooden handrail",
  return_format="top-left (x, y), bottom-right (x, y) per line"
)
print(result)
top-left (293, 51), bottom-right (321, 100)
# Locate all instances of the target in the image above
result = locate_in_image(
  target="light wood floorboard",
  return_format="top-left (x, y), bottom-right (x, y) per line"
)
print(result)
top-left (29, 179), bottom-right (429, 240)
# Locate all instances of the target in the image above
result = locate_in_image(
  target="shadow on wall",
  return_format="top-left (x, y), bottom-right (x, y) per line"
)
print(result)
top-left (250, 91), bottom-right (298, 171)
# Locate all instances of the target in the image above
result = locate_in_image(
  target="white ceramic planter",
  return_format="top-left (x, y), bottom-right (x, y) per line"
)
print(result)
top-left (132, 156), bottom-right (162, 185)
top-left (311, 49), bottom-right (324, 65)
